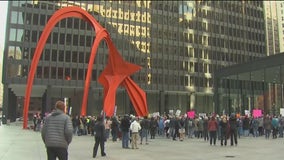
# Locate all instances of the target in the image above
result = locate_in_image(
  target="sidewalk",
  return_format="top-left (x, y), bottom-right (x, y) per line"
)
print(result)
top-left (0, 123), bottom-right (283, 160)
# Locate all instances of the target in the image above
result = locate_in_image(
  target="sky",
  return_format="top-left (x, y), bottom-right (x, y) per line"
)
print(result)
top-left (0, 1), bottom-right (8, 63)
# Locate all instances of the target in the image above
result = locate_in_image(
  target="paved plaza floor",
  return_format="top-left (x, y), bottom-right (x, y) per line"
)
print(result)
top-left (0, 122), bottom-right (283, 160)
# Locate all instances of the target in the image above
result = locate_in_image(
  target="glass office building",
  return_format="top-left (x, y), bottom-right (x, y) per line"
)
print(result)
top-left (2, 1), bottom-right (266, 121)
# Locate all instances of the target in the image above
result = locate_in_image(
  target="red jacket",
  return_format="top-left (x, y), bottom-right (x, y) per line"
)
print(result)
top-left (208, 119), bottom-right (218, 131)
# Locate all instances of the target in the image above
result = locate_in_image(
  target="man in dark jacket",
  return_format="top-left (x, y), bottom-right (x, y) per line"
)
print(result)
top-left (140, 116), bottom-right (150, 144)
top-left (41, 100), bottom-right (73, 160)
top-left (120, 114), bottom-right (131, 148)
top-left (229, 113), bottom-right (238, 146)
top-left (93, 115), bottom-right (106, 158)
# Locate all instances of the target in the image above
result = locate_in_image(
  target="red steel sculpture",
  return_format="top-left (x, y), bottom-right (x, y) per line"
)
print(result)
top-left (23, 6), bottom-right (148, 129)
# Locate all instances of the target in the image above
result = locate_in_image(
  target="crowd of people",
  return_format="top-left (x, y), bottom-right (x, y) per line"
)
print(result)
top-left (38, 102), bottom-right (284, 159)
top-left (70, 112), bottom-right (284, 145)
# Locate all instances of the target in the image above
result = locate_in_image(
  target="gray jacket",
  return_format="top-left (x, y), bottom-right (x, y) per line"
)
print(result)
top-left (41, 109), bottom-right (73, 148)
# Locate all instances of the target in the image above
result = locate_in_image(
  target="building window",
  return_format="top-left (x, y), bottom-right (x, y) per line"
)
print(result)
top-left (32, 31), bottom-right (38, 42)
top-left (60, 33), bottom-right (65, 45)
top-left (72, 52), bottom-right (78, 63)
top-left (58, 68), bottom-right (63, 79)
top-left (44, 50), bottom-right (50, 61)
top-left (40, 14), bottom-right (46, 26)
top-left (44, 67), bottom-right (49, 79)
top-left (60, 19), bottom-right (66, 28)
top-left (59, 50), bottom-right (64, 62)
top-left (36, 66), bottom-right (42, 79)
top-left (66, 34), bottom-right (72, 45)
top-left (32, 14), bottom-right (39, 25)
top-left (79, 35), bottom-right (85, 46)
top-left (72, 69), bottom-right (77, 80)
top-left (65, 51), bottom-right (71, 62)
top-left (9, 28), bottom-right (17, 41)
top-left (53, 32), bottom-right (58, 44)
top-left (65, 68), bottom-right (70, 80)
top-left (73, 35), bottom-right (78, 45)
top-left (78, 69), bottom-right (84, 80)
top-left (79, 52), bottom-right (84, 63)
top-left (51, 67), bottom-right (56, 79)
top-left (52, 49), bottom-right (57, 61)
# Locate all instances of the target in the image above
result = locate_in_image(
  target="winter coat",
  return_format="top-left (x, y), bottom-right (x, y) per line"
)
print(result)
top-left (130, 120), bottom-right (141, 133)
top-left (94, 120), bottom-right (105, 138)
top-left (229, 117), bottom-right (238, 130)
top-left (208, 119), bottom-right (218, 131)
top-left (41, 109), bottom-right (73, 149)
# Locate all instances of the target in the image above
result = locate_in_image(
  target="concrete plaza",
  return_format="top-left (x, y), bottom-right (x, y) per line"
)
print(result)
top-left (0, 122), bottom-right (283, 160)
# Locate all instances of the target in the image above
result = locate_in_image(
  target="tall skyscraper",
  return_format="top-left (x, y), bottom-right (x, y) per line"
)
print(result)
top-left (264, 1), bottom-right (280, 55)
top-left (276, 1), bottom-right (284, 52)
top-left (2, 1), bottom-right (266, 121)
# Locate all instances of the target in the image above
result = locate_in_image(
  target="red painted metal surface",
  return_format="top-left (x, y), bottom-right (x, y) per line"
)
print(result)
top-left (23, 6), bottom-right (148, 129)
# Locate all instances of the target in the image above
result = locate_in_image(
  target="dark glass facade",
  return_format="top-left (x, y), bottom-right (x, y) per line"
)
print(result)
top-left (2, 1), bottom-right (266, 121)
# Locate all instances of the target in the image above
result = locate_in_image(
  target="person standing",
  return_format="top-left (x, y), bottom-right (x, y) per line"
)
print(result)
top-left (208, 116), bottom-right (218, 146)
top-left (229, 114), bottom-right (238, 146)
top-left (92, 115), bottom-right (106, 158)
top-left (140, 116), bottom-right (150, 144)
top-left (242, 115), bottom-right (250, 137)
top-left (271, 116), bottom-right (279, 139)
top-left (104, 116), bottom-right (112, 141)
top-left (203, 117), bottom-right (209, 141)
top-left (172, 116), bottom-right (180, 140)
top-left (219, 115), bottom-right (228, 146)
top-left (149, 117), bottom-right (158, 139)
top-left (110, 116), bottom-right (120, 142)
top-left (130, 117), bottom-right (141, 149)
top-left (41, 100), bottom-right (73, 160)
top-left (178, 116), bottom-right (186, 141)
top-left (33, 114), bottom-right (37, 131)
top-left (263, 115), bottom-right (272, 139)
top-left (187, 118), bottom-right (194, 138)
top-left (120, 114), bottom-right (131, 149)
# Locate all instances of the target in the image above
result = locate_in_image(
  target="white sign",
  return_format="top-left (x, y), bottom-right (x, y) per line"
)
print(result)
top-left (152, 112), bottom-right (160, 117)
top-left (245, 110), bottom-right (250, 116)
top-left (176, 109), bottom-right (181, 117)
top-left (280, 108), bottom-right (284, 116)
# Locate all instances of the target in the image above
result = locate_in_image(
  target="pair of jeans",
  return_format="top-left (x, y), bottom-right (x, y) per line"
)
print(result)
top-left (140, 129), bottom-right (148, 143)
top-left (111, 128), bottom-right (118, 141)
top-left (220, 130), bottom-right (227, 145)
top-left (46, 147), bottom-right (68, 160)
top-left (122, 131), bottom-right (129, 148)
top-left (209, 131), bottom-right (217, 145)
top-left (265, 129), bottom-right (271, 139)
top-left (243, 129), bottom-right (249, 137)
top-left (230, 129), bottom-right (238, 145)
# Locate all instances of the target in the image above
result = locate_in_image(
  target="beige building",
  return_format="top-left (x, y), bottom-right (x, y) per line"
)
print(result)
top-left (276, 1), bottom-right (284, 52)
top-left (264, 1), bottom-right (280, 55)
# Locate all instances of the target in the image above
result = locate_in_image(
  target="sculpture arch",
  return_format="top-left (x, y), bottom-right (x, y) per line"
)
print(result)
top-left (23, 6), bottom-right (148, 129)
